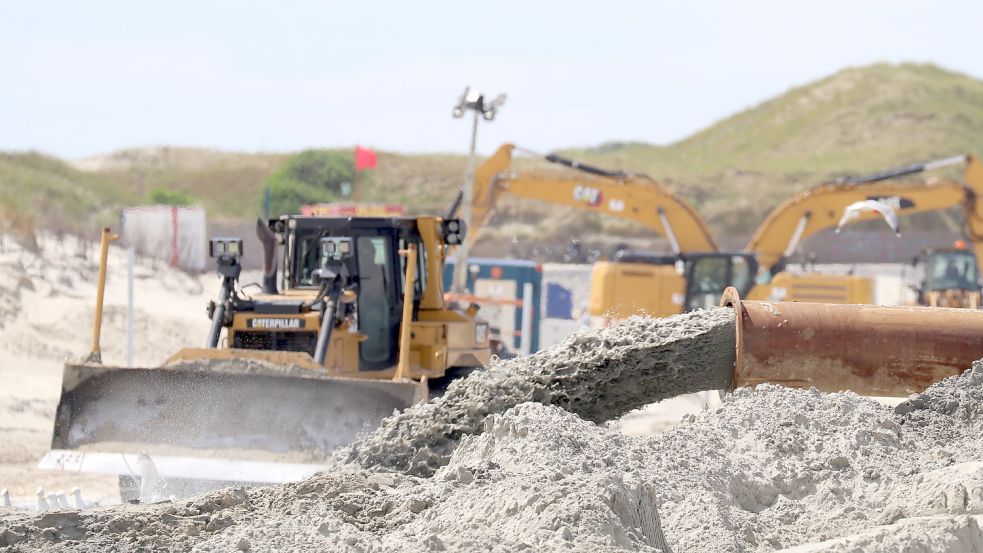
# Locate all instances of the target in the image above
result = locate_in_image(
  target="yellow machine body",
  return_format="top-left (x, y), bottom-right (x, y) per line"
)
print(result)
top-left (748, 155), bottom-right (983, 277)
top-left (588, 261), bottom-right (685, 319)
top-left (43, 216), bottom-right (490, 498)
top-left (464, 145), bottom-right (979, 321)
top-left (746, 272), bottom-right (874, 304)
top-left (216, 215), bottom-right (489, 380)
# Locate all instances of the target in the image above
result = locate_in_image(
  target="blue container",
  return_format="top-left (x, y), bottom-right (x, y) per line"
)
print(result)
top-left (444, 257), bottom-right (542, 353)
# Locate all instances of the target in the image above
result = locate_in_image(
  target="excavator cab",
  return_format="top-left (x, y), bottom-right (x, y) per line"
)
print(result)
top-left (589, 251), bottom-right (756, 319)
top-left (916, 246), bottom-right (981, 308)
top-left (683, 253), bottom-right (757, 311)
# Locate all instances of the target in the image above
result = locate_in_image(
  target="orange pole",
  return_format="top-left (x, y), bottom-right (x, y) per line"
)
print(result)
top-left (89, 227), bottom-right (119, 362)
top-left (394, 243), bottom-right (418, 381)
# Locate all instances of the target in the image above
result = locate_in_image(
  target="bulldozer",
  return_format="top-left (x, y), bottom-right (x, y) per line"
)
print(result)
top-left (41, 215), bottom-right (490, 500)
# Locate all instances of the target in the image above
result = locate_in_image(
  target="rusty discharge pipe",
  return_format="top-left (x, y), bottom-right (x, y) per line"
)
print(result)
top-left (720, 287), bottom-right (983, 397)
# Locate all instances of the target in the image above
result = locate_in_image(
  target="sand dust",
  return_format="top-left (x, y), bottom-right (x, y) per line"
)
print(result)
top-left (0, 235), bottom-right (216, 507)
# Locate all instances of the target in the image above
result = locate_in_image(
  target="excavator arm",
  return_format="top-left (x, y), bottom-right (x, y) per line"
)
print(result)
top-left (748, 154), bottom-right (983, 273)
top-left (465, 144), bottom-right (717, 254)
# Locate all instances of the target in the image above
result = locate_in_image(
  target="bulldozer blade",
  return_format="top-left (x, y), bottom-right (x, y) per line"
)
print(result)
top-left (47, 358), bottom-right (426, 485)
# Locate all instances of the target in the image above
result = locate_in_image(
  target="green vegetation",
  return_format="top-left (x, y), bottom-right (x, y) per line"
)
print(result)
top-left (263, 150), bottom-right (353, 216)
top-left (149, 187), bottom-right (194, 206)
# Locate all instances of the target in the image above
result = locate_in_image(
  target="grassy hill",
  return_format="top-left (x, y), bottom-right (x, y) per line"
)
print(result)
top-left (4, 62), bottom-right (982, 256)
top-left (0, 152), bottom-right (135, 247)
top-left (563, 62), bottom-right (983, 243)
top-left (78, 146), bottom-right (471, 221)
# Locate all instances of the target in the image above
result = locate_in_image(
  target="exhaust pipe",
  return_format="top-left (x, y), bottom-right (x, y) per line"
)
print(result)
top-left (313, 296), bottom-right (338, 366)
top-left (720, 287), bottom-right (983, 396)
top-left (256, 219), bottom-right (278, 295)
top-left (206, 282), bottom-right (230, 348)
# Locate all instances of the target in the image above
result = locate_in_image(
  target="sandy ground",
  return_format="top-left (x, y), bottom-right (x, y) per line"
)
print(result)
top-left (0, 235), bottom-right (213, 508)
top-left (3, 308), bottom-right (978, 551)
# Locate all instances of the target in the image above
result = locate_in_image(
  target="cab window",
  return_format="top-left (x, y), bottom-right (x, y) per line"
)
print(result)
top-left (356, 236), bottom-right (395, 365)
top-left (297, 235), bottom-right (321, 286)
top-left (730, 256), bottom-right (753, 296)
top-left (926, 252), bottom-right (979, 291)
top-left (686, 257), bottom-right (728, 311)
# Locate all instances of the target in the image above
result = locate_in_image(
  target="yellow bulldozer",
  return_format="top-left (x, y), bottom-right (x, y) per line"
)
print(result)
top-left (41, 215), bottom-right (490, 500)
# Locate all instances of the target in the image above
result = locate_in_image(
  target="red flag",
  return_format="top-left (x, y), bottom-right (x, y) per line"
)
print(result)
top-left (355, 145), bottom-right (377, 171)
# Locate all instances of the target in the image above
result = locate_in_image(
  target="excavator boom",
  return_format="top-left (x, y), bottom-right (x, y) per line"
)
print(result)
top-left (748, 154), bottom-right (983, 273)
top-left (467, 144), bottom-right (717, 254)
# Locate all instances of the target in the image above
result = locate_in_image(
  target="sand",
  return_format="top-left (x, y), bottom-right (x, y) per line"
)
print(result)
top-left (0, 235), bottom-right (215, 507)
top-left (338, 307), bottom-right (735, 476)
top-left (5, 361), bottom-right (983, 551)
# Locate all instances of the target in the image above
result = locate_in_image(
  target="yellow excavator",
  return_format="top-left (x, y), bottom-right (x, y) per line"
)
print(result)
top-left (747, 154), bottom-right (983, 304)
top-left (42, 215), bottom-right (490, 499)
top-left (463, 145), bottom-right (983, 318)
top-left (462, 143), bottom-right (755, 318)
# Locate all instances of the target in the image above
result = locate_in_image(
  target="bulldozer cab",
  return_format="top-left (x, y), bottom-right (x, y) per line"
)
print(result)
top-left (270, 216), bottom-right (432, 371)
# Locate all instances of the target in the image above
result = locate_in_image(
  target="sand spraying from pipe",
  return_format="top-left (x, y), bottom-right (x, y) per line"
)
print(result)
top-left (338, 308), bottom-right (735, 476)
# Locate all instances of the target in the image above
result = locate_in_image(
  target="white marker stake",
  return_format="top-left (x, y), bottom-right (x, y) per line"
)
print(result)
top-left (127, 246), bottom-right (135, 368)
top-left (520, 283), bottom-right (534, 356)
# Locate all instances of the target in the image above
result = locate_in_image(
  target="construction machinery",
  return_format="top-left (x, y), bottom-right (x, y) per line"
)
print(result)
top-left (913, 243), bottom-right (981, 308)
top-left (41, 216), bottom-right (490, 499)
top-left (460, 145), bottom-right (901, 318)
top-left (462, 146), bottom-right (983, 317)
top-left (460, 143), bottom-right (757, 318)
top-left (746, 154), bottom-right (983, 303)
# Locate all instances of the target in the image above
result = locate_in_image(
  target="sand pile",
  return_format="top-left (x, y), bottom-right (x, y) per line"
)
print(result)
top-left (5, 361), bottom-right (983, 551)
top-left (4, 305), bottom-right (983, 551)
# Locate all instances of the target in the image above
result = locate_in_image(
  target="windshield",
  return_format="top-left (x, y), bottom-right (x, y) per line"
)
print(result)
top-left (686, 256), bottom-right (728, 311)
top-left (925, 251), bottom-right (979, 292)
top-left (296, 235), bottom-right (322, 286)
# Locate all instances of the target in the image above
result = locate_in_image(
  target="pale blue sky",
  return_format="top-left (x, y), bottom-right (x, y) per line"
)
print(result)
top-left (2, 1), bottom-right (981, 158)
